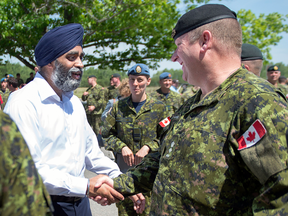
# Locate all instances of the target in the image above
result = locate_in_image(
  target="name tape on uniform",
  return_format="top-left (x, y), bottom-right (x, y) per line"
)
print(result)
top-left (237, 119), bottom-right (266, 150)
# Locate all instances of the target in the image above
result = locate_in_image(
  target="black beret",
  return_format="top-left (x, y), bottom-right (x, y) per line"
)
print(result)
top-left (267, 65), bottom-right (279, 72)
top-left (35, 23), bottom-right (84, 67)
top-left (88, 75), bottom-right (96, 78)
top-left (241, 43), bottom-right (263, 61)
top-left (172, 4), bottom-right (237, 40)
top-left (110, 73), bottom-right (121, 80)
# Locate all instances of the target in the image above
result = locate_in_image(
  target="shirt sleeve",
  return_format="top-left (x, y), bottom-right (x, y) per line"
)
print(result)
top-left (230, 93), bottom-right (288, 214)
top-left (113, 151), bottom-right (160, 196)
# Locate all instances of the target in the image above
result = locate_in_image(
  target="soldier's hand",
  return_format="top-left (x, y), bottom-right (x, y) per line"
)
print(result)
top-left (89, 174), bottom-right (124, 204)
top-left (129, 193), bottom-right (146, 214)
top-left (135, 145), bottom-right (150, 165)
top-left (83, 91), bottom-right (89, 96)
top-left (88, 105), bottom-right (95, 111)
top-left (122, 146), bottom-right (134, 166)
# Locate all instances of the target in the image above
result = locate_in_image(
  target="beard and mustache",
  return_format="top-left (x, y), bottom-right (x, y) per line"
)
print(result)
top-left (51, 60), bottom-right (83, 92)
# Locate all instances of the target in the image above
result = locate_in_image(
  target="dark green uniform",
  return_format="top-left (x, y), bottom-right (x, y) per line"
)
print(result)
top-left (113, 68), bottom-right (288, 215)
top-left (277, 83), bottom-right (288, 98)
top-left (149, 88), bottom-right (183, 117)
top-left (82, 84), bottom-right (107, 135)
top-left (181, 85), bottom-right (200, 102)
top-left (0, 111), bottom-right (52, 215)
top-left (0, 89), bottom-right (10, 110)
top-left (102, 94), bottom-right (166, 216)
top-left (107, 85), bottom-right (120, 100)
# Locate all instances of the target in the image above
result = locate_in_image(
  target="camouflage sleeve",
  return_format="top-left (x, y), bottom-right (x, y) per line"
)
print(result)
top-left (81, 87), bottom-right (90, 101)
top-left (113, 151), bottom-right (160, 196)
top-left (0, 112), bottom-right (52, 215)
top-left (101, 104), bottom-right (127, 153)
top-left (230, 93), bottom-right (288, 214)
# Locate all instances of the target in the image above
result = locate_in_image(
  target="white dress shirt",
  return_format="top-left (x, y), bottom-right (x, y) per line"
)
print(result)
top-left (4, 73), bottom-right (121, 197)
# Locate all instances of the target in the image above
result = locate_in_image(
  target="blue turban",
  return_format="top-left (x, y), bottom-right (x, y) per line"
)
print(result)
top-left (35, 23), bottom-right (84, 67)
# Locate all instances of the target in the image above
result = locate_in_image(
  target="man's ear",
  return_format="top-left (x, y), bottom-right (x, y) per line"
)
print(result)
top-left (244, 64), bottom-right (250, 71)
top-left (200, 30), bottom-right (212, 52)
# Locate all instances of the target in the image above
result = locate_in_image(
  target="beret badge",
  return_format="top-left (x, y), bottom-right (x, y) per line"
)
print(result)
top-left (171, 29), bottom-right (176, 38)
top-left (274, 66), bottom-right (278, 70)
top-left (136, 66), bottom-right (142, 73)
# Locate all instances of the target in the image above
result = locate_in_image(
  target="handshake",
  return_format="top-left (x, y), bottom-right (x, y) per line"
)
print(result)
top-left (88, 174), bottom-right (145, 214)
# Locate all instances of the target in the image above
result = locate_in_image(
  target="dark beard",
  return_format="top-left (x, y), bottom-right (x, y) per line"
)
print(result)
top-left (52, 60), bottom-right (83, 92)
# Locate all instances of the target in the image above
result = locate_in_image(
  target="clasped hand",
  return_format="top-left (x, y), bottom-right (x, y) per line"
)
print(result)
top-left (89, 174), bottom-right (145, 214)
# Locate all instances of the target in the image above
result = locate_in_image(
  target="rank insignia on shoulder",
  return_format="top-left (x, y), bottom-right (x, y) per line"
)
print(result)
top-left (237, 119), bottom-right (266, 150)
top-left (159, 117), bottom-right (171, 128)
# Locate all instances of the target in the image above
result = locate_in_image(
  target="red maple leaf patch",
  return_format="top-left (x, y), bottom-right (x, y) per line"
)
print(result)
top-left (246, 131), bottom-right (256, 142)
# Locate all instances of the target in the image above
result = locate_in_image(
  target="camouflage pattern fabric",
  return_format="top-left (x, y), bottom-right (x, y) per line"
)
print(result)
top-left (0, 89), bottom-right (10, 110)
top-left (107, 85), bottom-right (120, 100)
top-left (0, 111), bottom-right (52, 216)
top-left (102, 94), bottom-right (165, 216)
top-left (149, 88), bottom-right (183, 118)
top-left (82, 84), bottom-right (107, 135)
top-left (181, 85), bottom-right (200, 102)
top-left (113, 68), bottom-right (288, 215)
top-left (277, 83), bottom-right (288, 98)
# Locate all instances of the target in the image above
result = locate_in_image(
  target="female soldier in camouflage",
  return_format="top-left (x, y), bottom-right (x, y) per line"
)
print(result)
top-left (102, 63), bottom-right (166, 216)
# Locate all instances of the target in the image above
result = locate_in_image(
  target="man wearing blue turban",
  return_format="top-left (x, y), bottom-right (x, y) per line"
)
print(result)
top-left (4, 23), bottom-right (129, 215)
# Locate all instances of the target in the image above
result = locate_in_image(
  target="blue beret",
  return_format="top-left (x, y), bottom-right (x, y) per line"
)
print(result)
top-left (6, 74), bottom-right (14, 78)
top-left (1, 78), bottom-right (7, 82)
top-left (172, 4), bottom-right (237, 40)
top-left (128, 64), bottom-right (150, 76)
top-left (159, 72), bottom-right (172, 80)
top-left (35, 23), bottom-right (84, 67)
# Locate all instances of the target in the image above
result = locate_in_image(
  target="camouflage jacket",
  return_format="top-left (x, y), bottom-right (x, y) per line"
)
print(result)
top-left (102, 94), bottom-right (166, 154)
top-left (107, 85), bottom-right (120, 100)
top-left (0, 89), bottom-right (10, 109)
top-left (277, 83), bottom-right (288, 98)
top-left (181, 85), bottom-right (200, 102)
top-left (0, 111), bottom-right (52, 216)
top-left (82, 84), bottom-right (107, 115)
top-left (113, 68), bottom-right (288, 215)
top-left (149, 88), bottom-right (183, 118)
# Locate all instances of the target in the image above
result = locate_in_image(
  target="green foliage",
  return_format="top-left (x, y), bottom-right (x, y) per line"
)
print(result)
top-left (0, 62), bottom-right (34, 80)
top-left (238, 9), bottom-right (288, 64)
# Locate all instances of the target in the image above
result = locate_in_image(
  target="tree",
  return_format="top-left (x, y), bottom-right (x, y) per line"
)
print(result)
top-left (0, 0), bottom-right (180, 70)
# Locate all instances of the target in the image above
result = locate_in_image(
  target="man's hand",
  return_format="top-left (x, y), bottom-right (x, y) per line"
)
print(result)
top-left (129, 193), bottom-right (146, 214)
top-left (89, 175), bottom-right (124, 204)
top-left (88, 105), bottom-right (95, 112)
top-left (122, 146), bottom-right (134, 166)
top-left (134, 145), bottom-right (150, 165)
top-left (83, 91), bottom-right (89, 96)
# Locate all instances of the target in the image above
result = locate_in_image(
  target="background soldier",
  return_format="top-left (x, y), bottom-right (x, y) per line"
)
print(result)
top-left (241, 43), bottom-right (263, 77)
top-left (0, 77), bottom-right (10, 110)
top-left (150, 72), bottom-right (183, 117)
top-left (107, 73), bottom-right (121, 99)
top-left (16, 73), bottom-right (24, 87)
top-left (102, 63), bottom-right (166, 216)
top-left (267, 65), bottom-right (288, 97)
top-left (82, 75), bottom-right (107, 135)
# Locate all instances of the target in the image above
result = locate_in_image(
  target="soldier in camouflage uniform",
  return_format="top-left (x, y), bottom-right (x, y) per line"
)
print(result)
top-left (107, 73), bottom-right (121, 99)
top-left (0, 111), bottom-right (52, 215)
top-left (181, 84), bottom-right (200, 102)
top-left (0, 78), bottom-right (10, 110)
top-left (96, 4), bottom-right (288, 215)
top-left (149, 72), bottom-right (183, 117)
top-left (267, 65), bottom-right (288, 98)
top-left (102, 64), bottom-right (166, 216)
top-left (82, 75), bottom-right (107, 135)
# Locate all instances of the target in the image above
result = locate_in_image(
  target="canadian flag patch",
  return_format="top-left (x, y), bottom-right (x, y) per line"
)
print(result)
top-left (237, 119), bottom-right (267, 150)
top-left (159, 117), bottom-right (171, 128)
